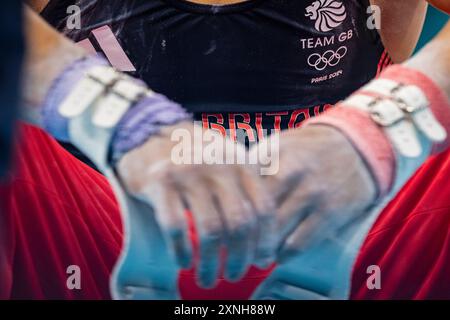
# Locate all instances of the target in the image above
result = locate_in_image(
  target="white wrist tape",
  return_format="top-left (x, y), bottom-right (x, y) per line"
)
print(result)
top-left (58, 65), bottom-right (150, 170)
top-left (345, 94), bottom-right (423, 158)
top-left (358, 79), bottom-right (447, 155)
top-left (354, 80), bottom-right (448, 193)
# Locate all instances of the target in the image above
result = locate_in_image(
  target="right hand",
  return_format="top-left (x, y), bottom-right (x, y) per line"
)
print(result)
top-left (117, 121), bottom-right (277, 289)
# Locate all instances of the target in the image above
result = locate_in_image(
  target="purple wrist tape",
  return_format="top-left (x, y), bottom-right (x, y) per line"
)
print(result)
top-left (41, 55), bottom-right (109, 141)
top-left (41, 54), bottom-right (191, 164)
top-left (111, 93), bottom-right (191, 162)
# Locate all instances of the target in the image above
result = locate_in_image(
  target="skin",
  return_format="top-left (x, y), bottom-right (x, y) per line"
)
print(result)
top-left (251, 125), bottom-right (378, 256)
top-left (22, 6), bottom-right (86, 117)
top-left (118, 121), bottom-right (277, 287)
top-left (370, 0), bottom-right (428, 62)
top-left (26, 0), bottom-right (49, 12)
top-left (406, 21), bottom-right (450, 95)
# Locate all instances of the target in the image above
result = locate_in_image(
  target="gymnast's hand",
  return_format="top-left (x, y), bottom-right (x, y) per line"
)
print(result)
top-left (117, 121), bottom-right (277, 288)
top-left (251, 125), bottom-right (376, 263)
top-left (253, 43), bottom-right (450, 298)
top-left (249, 124), bottom-right (380, 299)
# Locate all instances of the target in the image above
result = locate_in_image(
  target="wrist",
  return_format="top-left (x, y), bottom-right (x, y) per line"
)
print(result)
top-left (307, 64), bottom-right (450, 198)
top-left (381, 65), bottom-right (450, 153)
top-left (43, 57), bottom-right (191, 170)
top-left (110, 94), bottom-right (192, 164)
top-left (41, 55), bottom-right (109, 141)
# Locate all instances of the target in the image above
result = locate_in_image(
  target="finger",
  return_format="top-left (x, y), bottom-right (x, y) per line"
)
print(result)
top-left (212, 173), bottom-right (257, 282)
top-left (276, 185), bottom-right (320, 248)
top-left (277, 190), bottom-right (371, 263)
top-left (184, 182), bottom-right (223, 289)
top-left (278, 213), bottom-right (334, 263)
top-left (141, 181), bottom-right (193, 269)
top-left (238, 167), bottom-right (277, 268)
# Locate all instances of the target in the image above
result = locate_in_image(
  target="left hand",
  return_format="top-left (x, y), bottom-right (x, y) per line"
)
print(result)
top-left (257, 125), bottom-right (377, 258)
top-left (251, 124), bottom-right (378, 299)
top-left (116, 122), bottom-right (277, 289)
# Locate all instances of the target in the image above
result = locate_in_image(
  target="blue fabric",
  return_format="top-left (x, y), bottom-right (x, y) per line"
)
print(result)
top-left (0, 1), bottom-right (24, 178)
top-left (416, 6), bottom-right (449, 52)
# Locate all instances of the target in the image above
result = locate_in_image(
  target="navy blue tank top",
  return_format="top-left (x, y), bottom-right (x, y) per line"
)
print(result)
top-left (43, 0), bottom-right (391, 138)
top-left (0, 1), bottom-right (23, 177)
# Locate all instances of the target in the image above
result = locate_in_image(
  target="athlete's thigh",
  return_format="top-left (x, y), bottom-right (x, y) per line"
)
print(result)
top-left (3, 123), bottom-right (123, 299)
top-left (352, 151), bottom-right (450, 299)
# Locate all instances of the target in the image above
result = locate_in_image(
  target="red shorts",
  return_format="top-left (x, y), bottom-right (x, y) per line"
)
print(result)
top-left (1, 123), bottom-right (450, 299)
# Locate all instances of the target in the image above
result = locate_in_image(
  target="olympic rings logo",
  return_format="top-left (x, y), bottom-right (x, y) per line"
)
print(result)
top-left (307, 46), bottom-right (348, 71)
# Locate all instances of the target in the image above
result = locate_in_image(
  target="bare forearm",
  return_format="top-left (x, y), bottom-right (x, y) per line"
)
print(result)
top-left (405, 21), bottom-right (450, 99)
top-left (22, 6), bottom-right (86, 124)
top-left (371, 0), bottom-right (428, 63)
